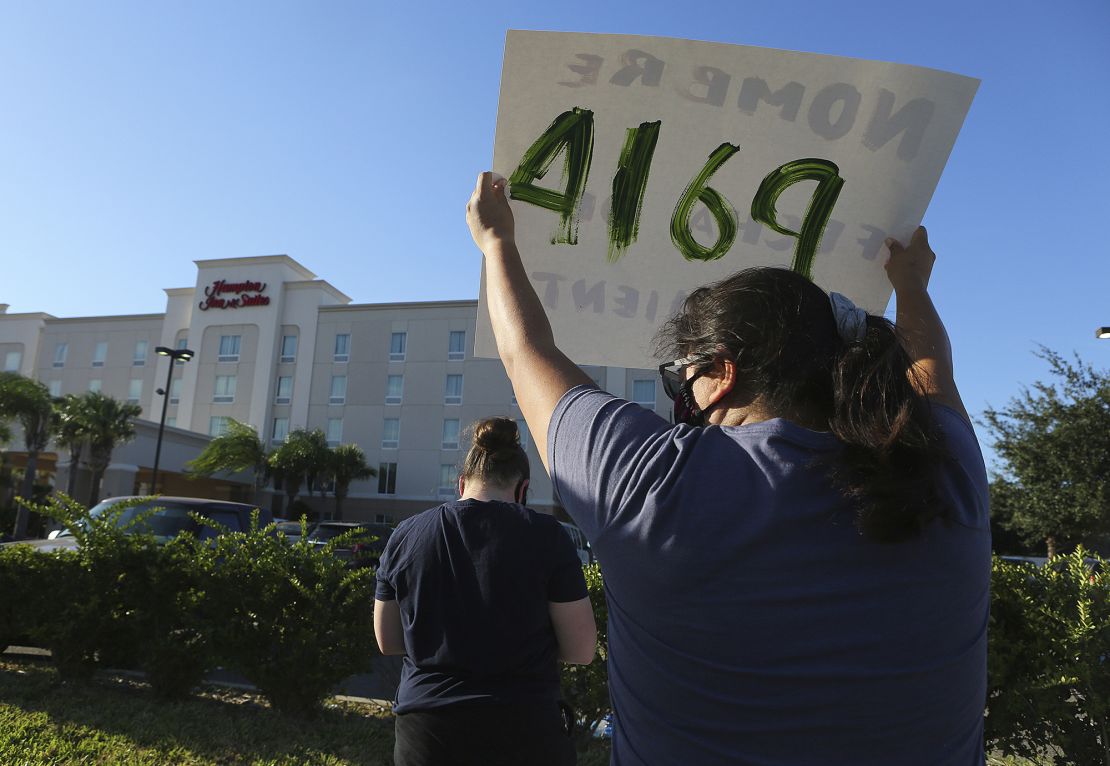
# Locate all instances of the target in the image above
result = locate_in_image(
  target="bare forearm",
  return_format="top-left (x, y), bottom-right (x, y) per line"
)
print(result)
top-left (467, 172), bottom-right (593, 470)
top-left (894, 285), bottom-right (966, 418)
top-left (482, 240), bottom-right (559, 373)
top-left (895, 285), bottom-right (952, 372)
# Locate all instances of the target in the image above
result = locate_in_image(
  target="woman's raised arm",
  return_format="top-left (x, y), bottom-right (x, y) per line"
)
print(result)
top-left (466, 172), bottom-right (594, 472)
top-left (884, 226), bottom-right (969, 421)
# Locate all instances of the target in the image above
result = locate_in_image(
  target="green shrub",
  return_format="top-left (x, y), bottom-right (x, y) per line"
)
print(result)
top-left (988, 549), bottom-right (1110, 765)
top-left (203, 516), bottom-right (378, 717)
top-left (0, 542), bottom-right (53, 650)
top-left (561, 563), bottom-right (610, 750)
top-left (134, 535), bottom-right (217, 699)
top-left (12, 495), bottom-right (215, 694)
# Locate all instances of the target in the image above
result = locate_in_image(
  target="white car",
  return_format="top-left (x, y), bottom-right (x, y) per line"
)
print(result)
top-left (559, 522), bottom-right (593, 566)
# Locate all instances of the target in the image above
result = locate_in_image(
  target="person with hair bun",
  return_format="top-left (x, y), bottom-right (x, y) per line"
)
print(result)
top-left (466, 172), bottom-right (989, 766)
top-left (374, 416), bottom-right (595, 766)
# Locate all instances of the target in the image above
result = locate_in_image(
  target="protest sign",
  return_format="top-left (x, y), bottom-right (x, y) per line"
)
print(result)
top-left (475, 31), bottom-right (978, 369)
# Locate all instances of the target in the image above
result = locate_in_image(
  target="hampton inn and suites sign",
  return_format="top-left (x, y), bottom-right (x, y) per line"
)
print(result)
top-left (198, 279), bottom-right (270, 311)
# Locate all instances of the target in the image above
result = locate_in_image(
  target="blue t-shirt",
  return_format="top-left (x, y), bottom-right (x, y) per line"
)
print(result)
top-left (375, 499), bottom-right (588, 713)
top-left (549, 386), bottom-right (990, 766)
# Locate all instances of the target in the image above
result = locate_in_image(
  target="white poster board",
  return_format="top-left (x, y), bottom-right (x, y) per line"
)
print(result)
top-left (475, 31), bottom-right (978, 369)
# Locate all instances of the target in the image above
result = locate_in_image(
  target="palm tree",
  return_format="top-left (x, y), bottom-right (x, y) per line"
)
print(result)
top-left (81, 392), bottom-right (142, 507)
top-left (186, 418), bottom-right (270, 506)
top-left (0, 373), bottom-right (54, 538)
top-left (54, 393), bottom-right (92, 498)
top-left (329, 444), bottom-right (376, 521)
top-left (268, 428), bottom-right (329, 516)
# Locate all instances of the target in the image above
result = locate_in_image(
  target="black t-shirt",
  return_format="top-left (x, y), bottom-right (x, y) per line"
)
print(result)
top-left (375, 499), bottom-right (588, 713)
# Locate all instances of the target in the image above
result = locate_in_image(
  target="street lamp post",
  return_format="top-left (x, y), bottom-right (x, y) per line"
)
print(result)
top-left (152, 345), bottom-right (194, 494)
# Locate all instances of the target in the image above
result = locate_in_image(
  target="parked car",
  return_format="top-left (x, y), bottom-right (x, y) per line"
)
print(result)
top-left (998, 554), bottom-right (1103, 585)
top-left (1, 496), bottom-right (274, 553)
top-left (275, 518), bottom-right (316, 544)
top-left (305, 521), bottom-right (393, 568)
top-left (560, 522), bottom-right (593, 566)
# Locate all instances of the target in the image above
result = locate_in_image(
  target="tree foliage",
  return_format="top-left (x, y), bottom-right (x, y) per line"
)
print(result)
top-left (329, 444), bottom-right (375, 521)
top-left (983, 349), bottom-right (1110, 558)
top-left (80, 392), bottom-right (142, 507)
top-left (268, 428), bottom-right (330, 511)
top-left (0, 373), bottom-right (55, 537)
top-left (186, 418), bottom-right (269, 503)
top-left (54, 393), bottom-right (94, 498)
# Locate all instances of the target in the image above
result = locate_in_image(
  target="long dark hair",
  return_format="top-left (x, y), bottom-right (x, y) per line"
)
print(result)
top-left (460, 417), bottom-right (530, 489)
top-left (655, 267), bottom-right (949, 542)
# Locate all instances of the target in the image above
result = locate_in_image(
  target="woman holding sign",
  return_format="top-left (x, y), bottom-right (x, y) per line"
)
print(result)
top-left (467, 172), bottom-right (988, 766)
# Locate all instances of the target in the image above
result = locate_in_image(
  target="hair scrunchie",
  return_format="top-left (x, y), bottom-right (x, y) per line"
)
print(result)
top-left (829, 292), bottom-right (868, 343)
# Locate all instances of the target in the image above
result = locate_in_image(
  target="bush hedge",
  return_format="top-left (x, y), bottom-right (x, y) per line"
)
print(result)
top-left (988, 549), bottom-right (1110, 764)
top-left (1, 495), bottom-right (378, 716)
top-left (7, 497), bottom-right (1110, 754)
top-left (560, 563), bottom-right (610, 748)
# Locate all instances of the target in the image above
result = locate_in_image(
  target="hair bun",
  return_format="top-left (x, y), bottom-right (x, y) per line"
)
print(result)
top-left (473, 417), bottom-right (520, 452)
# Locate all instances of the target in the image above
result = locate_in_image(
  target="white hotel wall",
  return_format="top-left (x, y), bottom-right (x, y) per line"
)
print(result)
top-left (1, 254), bottom-right (668, 523)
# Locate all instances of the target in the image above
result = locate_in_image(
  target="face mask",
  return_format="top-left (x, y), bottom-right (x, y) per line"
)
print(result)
top-left (672, 370), bottom-right (709, 427)
top-left (660, 356), bottom-right (713, 427)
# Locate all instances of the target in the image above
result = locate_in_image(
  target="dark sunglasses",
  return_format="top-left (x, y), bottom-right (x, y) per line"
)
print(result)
top-left (658, 356), bottom-right (704, 401)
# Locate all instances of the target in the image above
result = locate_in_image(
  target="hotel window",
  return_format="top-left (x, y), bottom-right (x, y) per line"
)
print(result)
top-left (88, 379), bottom-right (102, 393)
top-left (385, 374), bottom-right (403, 405)
top-left (128, 379), bottom-right (142, 404)
top-left (275, 376), bottom-right (293, 404)
top-left (92, 341), bottom-right (107, 368)
top-left (4, 351), bottom-right (21, 372)
top-left (632, 380), bottom-right (657, 411)
top-left (218, 335), bottom-right (241, 362)
top-left (214, 375), bottom-right (237, 403)
top-left (382, 418), bottom-right (400, 449)
top-left (272, 417), bottom-right (289, 445)
top-left (445, 374), bottom-right (463, 405)
top-left (378, 462), bottom-right (398, 495)
top-left (516, 419), bottom-right (529, 452)
top-left (53, 343), bottom-right (68, 368)
top-left (133, 340), bottom-right (148, 366)
top-left (389, 332), bottom-right (406, 361)
top-left (448, 330), bottom-right (465, 361)
top-left (175, 337), bottom-right (189, 364)
top-left (438, 464), bottom-right (456, 497)
top-left (441, 419), bottom-right (460, 450)
top-left (170, 378), bottom-right (182, 404)
top-left (166, 417), bottom-right (176, 428)
top-left (375, 514), bottom-right (395, 524)
top-left (329, 375), bottom-right (347, 405)
top-left (334, 333), bottom-right (350, 363)
top-left (326, 418), bottom-right (343, 446)
top-left (390, 330), bottom-right (408, 361)
top-left (49, 380), bottom-right (62, 398)
top-left (209, 416), bottom-right (230, 437)
top-left (280, 334), bottom-right (297, 363)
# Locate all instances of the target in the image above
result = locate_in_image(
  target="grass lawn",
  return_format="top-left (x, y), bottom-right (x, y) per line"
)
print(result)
top-left (0, 657), bottom-right (612, 765)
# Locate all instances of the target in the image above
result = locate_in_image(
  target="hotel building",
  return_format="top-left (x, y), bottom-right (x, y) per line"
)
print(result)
top-left (0, 255), bottom-right (667, 522)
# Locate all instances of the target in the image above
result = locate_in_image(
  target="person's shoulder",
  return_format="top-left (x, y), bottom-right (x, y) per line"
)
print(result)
top-left (393, 503), bottom-right (450, 538)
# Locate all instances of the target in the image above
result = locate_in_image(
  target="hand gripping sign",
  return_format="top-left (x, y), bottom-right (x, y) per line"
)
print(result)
top-left (475, 31), bottom-right (978, 369)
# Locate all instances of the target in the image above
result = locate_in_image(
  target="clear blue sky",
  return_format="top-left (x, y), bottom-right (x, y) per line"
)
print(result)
top-left (2, 0), bottom-right (1107, 469)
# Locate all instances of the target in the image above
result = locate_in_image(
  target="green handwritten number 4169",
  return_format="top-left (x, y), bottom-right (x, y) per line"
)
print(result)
top-left (507, 107), bottom-right (844, 281)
